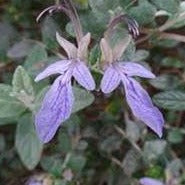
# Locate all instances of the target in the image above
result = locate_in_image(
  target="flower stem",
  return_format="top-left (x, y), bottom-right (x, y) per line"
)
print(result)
top-left (63, 0), bottom-right (83, 44)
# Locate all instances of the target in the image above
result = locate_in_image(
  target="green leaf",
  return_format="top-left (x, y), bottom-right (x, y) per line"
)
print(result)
top-left (7, 40), bottom-right (36, 59)
top-left (72, 86), bottom-right (95, 113)
top-left (166, 159), bottom-right (183, 177)
top-left (15, 114), bottom-right (43, 170)
top-left (0, 117), bottom-right (17, 126)
top-left (41, 156), bottom-right (64, 176)
top-left (100, 135), bottom-right (122, 153)
top-left (131, 49), bottom-right (149, 61)
top-left (41, 16), bottom-right (59, 49)
top-left (129, 0), bottom-right (157, 25)
top-left (126, 119), bottom-right (141, 142)
top-left (123, 38), bottom-right (136, 61)
top-left (153, 91), bottom-right (185, 110)
top-left (151, 38), bottom-right (179, 48)
top-left (65, 22), bottom-right (75, 38)
top-left (89, 0), bottom-right (119, 22)
top-left (64, 115), bottom-right (81, 136)
top-left (54, 179), bottom-right (67, 185)
top-left (12, 66), bottom-right (34, 96)
top-left (145, 165), bottom-right (164, 178)
top-left (89, 44), bottom-right (101, 65)
top-left (79, 11), bottom-right (106, 38)
top-left (161, 57), bottom-right (184, 68)
top-left (24, 45), bottom-right (48, 77)
top-left (143, 140), bottom-right (167, 161)
top-left (0, 84), bottom-right (26, 118)
top-left (0, 22), bottom-right (18, 61)
top-left (58, 132), bottom-right (72, 153)
top-left (76, 140), bottom-right (88, 151)
top-left (168, 129), bottom-right (184, 144)
top-left (172, 2), bottom-right (185, 28)
top-left (67, 154), bottom-right (86, 172)
top-left (150, 0), bottom-right (180, 14)
top-left (149, 74), bottom-right (181, 90)
top-left (122, 149), bottom-right (140, 175)
top-left (34, 86), bottom-right (49, 112)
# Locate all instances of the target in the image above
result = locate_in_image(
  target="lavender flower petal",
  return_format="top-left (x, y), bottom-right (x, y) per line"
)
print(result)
top-left (72, 61), bottom-right (95, 90)
top-left (56, 32), bottom-right (77, 59)
top-left (35, 60), bottom-right (72, 82)
top-left (100, 38), bottom-right (113, 64)
top-left (77, 33), bottom-right (91, 61)
top-left (122, 76), bottom-right (164, 137)
top-left (101, 65), bottom-right (121, 93)
top-left (119, 62), bottom-right (155, 79)
top-left (35, 76), bottom-right (74, 143)
top-left (140, 177), bottom-right (164, 185)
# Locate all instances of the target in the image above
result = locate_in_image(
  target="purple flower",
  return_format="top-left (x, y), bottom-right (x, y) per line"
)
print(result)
top-left (140, 177), bottom-right (164, 185)
top-left (35, 32), bottom-right (95, 143)
top-left (100, 37), bottom-right (164, 137)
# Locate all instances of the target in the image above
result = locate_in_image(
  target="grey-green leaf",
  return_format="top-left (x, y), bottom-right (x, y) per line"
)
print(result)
top-left (41, 156), bottom-right (64, 176)
top-left (7, 40), bottom-right (36, 59)
top-left (167, 129), bottom-right (184, 144)
top-left (41, 17), bottom-right (59, 49)
top-left (67, 154), bottom-right (86, 172)
top-left (0, 22), bottom-right (18, 61)
top-left (24, 45), bottom-right (48, 77)
top-left (12, 66), bottom-right (34, 96)
top-left (15, 114), bottom-right (43, 170)
top-left (153, 91), bottom-right (185, 110)
top-left (0, 84), bottom-right (26, 118)
top-left (129, 0), bottom-right (157, 25)
top-left (72, 87), bottom-right (95, 113)
top-left (122, 149), bottom-right (140, 175)
top-left (143, 140), bottom-right (167, 161)
top-left (149, 74), bottom-right (181, 90)
top-left (126, 120), bottom-right (141, 142)
top-left (150, 0), bottom-right (180, 14)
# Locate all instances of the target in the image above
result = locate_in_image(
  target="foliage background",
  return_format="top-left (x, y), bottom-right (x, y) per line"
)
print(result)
top-left (0, 0), bottom-right (185, 184)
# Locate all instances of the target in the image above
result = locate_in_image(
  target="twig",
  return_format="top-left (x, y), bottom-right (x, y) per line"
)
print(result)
top-left (114, 125), bottom-right (142, 155)
top-left (138, 28), bottom-right (185, 44)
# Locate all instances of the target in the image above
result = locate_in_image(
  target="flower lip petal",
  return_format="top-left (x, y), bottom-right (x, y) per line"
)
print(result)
top-left (72, 60), bottom-right (95, 91)
top-left (118, 62), bottom-right (156, 79)
top-left (35, 60), bottom-right (72, 82)
top-left (121, 76), bottom-right (164, 137)
top-left (140, 177), bottom-right (164, 185)
top-left (100, 64), bottom-right (121, 94)
top-left (35, 77), bottom-right (74, 143)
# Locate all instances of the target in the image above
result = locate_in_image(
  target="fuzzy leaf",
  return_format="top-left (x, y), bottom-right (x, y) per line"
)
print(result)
top-left (153, 91), bottom-right (185, 110)
top-left (16, 114), bottom-right (43, 170)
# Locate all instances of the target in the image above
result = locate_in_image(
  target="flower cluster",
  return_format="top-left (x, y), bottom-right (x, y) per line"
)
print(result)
top-left (35, 33), bottom-right (95, 143)
top-left (35, 1), bottom-right (164, 143)
top-left (100, 37), bottom-right (164, 138)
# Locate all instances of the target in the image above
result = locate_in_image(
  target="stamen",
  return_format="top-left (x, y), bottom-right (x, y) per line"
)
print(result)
top-left (125, 16), bottom-right (140, 38)
top-left (36, 0), bottom-right (83, 44)
top-left (106, 14), bottom-right (140, 39)
top-left (36, 5), bottom-right (57, 22)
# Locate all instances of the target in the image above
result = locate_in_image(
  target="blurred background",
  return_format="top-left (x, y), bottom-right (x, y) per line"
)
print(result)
top-left (0, 0), bottom-right (185, 184)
